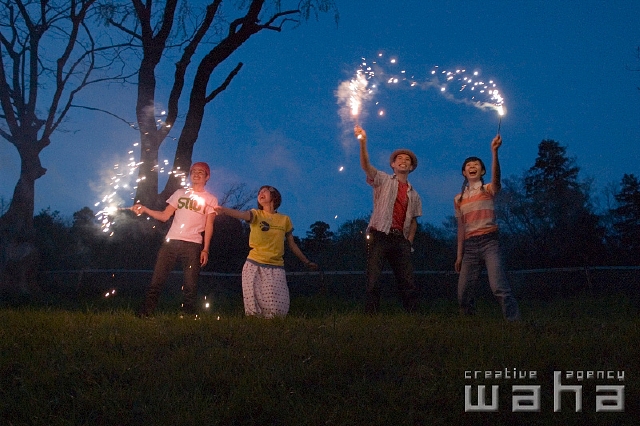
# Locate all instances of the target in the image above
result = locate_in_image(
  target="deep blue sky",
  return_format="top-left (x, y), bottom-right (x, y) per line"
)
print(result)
top-left (1, 0), bottom-right (639, 236)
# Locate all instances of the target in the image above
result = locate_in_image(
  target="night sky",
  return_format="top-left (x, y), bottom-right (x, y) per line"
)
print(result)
top-left (1, 0), bottom-right (639, 235)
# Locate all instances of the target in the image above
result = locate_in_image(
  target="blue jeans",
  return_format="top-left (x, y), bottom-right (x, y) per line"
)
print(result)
top-left (140, 239), bottom-right (202, 315)
top-left (458, 232), bottom-right (520, 321)
top-left (365, 230), bottom-right (418, 314)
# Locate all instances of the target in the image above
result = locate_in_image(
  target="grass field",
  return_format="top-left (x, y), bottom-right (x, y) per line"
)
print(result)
top-left (1, 293), bottom-right (639, 425)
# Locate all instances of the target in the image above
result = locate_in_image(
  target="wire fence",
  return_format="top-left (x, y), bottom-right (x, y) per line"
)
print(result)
top-left (42, 266), bottom-right (640, 302)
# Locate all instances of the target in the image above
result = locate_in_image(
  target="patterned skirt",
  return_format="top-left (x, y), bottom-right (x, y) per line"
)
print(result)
top-left (241, 260), bottom-right (290, 318)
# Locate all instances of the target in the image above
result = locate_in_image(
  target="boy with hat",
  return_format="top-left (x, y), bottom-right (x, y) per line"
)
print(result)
top-left (354, 125), bottom-right (422, 314)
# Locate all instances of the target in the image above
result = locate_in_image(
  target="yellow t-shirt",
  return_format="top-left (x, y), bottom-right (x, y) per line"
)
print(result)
top-left (246, 209), bottom-right (293, 267)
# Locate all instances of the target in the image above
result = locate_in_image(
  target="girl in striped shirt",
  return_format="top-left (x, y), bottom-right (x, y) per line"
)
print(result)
top-left (454, 135), bottom-right (520, 321)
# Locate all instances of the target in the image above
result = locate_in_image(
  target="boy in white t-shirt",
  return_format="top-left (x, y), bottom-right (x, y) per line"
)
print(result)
top-left (132, 162), bottom-right (217, 318)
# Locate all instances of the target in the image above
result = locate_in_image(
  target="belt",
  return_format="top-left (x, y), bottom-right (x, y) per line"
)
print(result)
top-left (370, 228), bottom-right (404, 237)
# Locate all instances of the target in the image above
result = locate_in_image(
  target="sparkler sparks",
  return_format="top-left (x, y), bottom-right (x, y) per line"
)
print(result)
top-left (336, 53), bottom-right (507, 138)
top-left (92, 141), bottom-right (190, 236)
top-left (93, 146), bottom-right (143, 235)
top-left (336, 57), bottom-right (378, 128)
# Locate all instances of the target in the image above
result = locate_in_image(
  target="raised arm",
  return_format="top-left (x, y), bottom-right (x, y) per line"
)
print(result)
top-left (213, 205), bottom-right (251, 222)
top-left (354, 125), bottom-right (377, 181)
top-left (491, 134), bottom-right (502, 193)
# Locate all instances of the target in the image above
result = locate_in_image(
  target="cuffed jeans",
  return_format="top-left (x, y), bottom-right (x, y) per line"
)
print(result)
top-left (140, 239), bottom-right (202, 315)
top-left (458, 232), bottom-right (521, 321)
top-left (365, 230), bottom-right (418, 314)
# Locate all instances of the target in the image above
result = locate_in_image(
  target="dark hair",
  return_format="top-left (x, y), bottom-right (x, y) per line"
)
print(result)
top-left (457, 157), bottom-right (486, 203)
top-left (460, 156), bottom-right (486, 174)
top-left (258, 185), bottom-right (282, 210)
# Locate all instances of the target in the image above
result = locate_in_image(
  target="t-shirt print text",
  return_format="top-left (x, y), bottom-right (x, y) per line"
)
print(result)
top-left (177, 197), bottom-right (203, 213)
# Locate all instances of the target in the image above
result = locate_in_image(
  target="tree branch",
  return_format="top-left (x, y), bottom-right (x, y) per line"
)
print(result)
top-left (205, 62), bottom-right (243, 104)
top-left (70, 104), bottom-right (137, 128)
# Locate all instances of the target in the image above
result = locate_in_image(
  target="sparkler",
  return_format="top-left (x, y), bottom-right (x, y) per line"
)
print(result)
top-left (336, 54), bottom-right (507, 138)
top-left (496, 105), bottom-right (505, 135)
top-left (92, 106), bottom-right (188, 235)
top-left (92, 142), bottom-right (189, 235)
top-left (336, 57), bottom-right (379, 141)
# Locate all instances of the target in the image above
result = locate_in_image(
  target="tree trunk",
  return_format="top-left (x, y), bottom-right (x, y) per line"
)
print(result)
top-left (0, 146), bottom-right (46, 299)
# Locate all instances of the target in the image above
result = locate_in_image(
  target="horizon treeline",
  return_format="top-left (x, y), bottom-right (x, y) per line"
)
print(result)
top-left (10, 139), bottom-right (640, 275)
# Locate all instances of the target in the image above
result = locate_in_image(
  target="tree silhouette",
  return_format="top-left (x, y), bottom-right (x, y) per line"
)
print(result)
top-left (0, 0), bottom-right (130, 293)
top-left (99, 0), bottom-right (338, 209)
top-left (609, 173), bottom-right (640, 264)
top-left (498, 139), bottom-right (606, 268)
top-left (329, 218), bottom-right (368, 270)
top-left (300, 220), bottom-right (333, 267)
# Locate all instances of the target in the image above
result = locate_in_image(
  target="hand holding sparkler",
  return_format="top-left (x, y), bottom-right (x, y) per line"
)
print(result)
top-left (131, 203), bottom-right (145, 216)
top-left (354, 125), bottom-right (367, 141)
top-left (491, 134), bottom-right (502, 152)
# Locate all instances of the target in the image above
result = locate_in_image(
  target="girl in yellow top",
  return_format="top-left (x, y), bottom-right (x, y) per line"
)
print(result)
top-left (214, 186), bottom-right (318, 318)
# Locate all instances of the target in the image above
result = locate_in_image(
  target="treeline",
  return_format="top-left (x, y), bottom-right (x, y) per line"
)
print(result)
top-left (25, 139), bottom-right (640, 275)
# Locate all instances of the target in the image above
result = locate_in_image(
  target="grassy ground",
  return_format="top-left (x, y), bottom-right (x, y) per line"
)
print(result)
top-left (1, 294), bottom-right (638, 425)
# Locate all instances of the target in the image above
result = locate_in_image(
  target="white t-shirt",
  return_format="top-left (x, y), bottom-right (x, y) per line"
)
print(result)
top-left (164, 188), bottom-right (217, 244)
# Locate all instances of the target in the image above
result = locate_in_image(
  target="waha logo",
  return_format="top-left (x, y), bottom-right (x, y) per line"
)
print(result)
top-left (464, 369), bottom-right (625, 413)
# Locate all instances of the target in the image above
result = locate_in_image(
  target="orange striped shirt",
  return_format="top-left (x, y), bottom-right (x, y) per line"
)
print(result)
top-left (454, 183), bottom-right (498, 239)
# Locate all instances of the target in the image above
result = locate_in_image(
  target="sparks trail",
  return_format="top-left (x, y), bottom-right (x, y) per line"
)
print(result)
top-left (93, 146), bottom-right (189, 236)
top-left (336, 52), bottom-right (506, 135)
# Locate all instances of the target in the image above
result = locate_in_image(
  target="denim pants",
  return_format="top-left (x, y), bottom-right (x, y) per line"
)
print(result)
top-left (365, 230), bottom-right (418, 314)
top-left (140, 239), bottom-right (202, 315)
top-left (458, 232), bottom-right (520, 321)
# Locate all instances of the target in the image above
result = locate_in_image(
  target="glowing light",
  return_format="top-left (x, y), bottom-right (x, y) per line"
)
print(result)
top-left (339, 166), bottom-right (344, 172)
top-left (94, 139), bottom-right (192, 235)
top-left (336, 54), bottom-right (507, 149)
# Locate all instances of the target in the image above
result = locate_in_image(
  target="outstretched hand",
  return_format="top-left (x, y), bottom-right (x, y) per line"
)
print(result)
top-left (354, 125), bottom-right (366, 141)
top-left (131, 203), bottom-right (144, 216)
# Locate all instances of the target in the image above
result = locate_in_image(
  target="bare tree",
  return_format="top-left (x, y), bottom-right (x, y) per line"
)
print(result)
top-left (217, 182), bottom-right (255, 210)
top-left (0, 0), bottom-right (131, 293)
top-left (99, 0), bottom-right (338, 209)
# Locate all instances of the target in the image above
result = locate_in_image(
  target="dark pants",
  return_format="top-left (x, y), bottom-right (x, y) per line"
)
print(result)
top-left (140, 240), bottom-right (202, 315)
top-left (365, 230), bottom-right (418, 314)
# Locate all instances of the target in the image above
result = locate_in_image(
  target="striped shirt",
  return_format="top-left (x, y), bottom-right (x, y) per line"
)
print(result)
top-left (454, 183), bottom-right (498, 239)
top-left (367, 170), bottom-right (422, 239)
